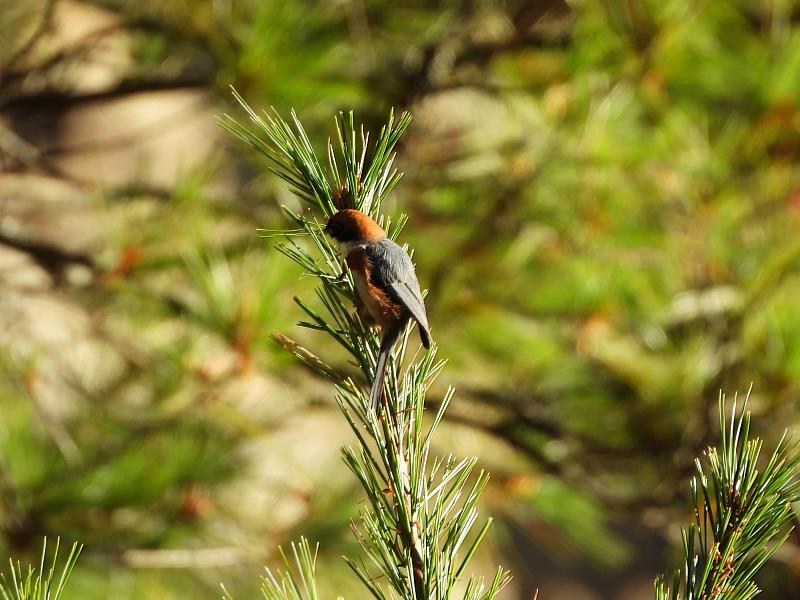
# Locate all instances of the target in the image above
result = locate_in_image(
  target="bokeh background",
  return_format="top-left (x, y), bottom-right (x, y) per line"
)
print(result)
top-left (1, 0), bottom-right (800, 598)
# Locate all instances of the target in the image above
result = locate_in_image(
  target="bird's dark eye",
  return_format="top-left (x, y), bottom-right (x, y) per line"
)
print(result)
top-left (324, 214), bottom-right (362, 242)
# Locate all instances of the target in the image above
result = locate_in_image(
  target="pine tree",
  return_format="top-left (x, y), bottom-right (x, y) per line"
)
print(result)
top-left (218, 93), bottom-right (510, 599)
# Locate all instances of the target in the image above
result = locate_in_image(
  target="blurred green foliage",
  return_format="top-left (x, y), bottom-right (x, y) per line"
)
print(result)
top-left (1, 0), bottom-right (799, 598)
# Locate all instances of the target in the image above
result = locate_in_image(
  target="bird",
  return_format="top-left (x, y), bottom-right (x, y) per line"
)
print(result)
top-left (324, 208), bottom-right (431, 413)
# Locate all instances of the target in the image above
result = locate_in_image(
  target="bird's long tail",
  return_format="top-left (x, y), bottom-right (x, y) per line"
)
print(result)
top-left (368, 321), bottom-right (404, 414)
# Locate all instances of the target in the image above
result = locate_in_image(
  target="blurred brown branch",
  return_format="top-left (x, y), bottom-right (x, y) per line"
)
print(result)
top-left (1, 0), bottom-right (56, 74)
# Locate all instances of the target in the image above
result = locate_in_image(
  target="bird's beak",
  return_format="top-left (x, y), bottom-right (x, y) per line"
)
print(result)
top-left (323, 224), bottom-right (331, 235)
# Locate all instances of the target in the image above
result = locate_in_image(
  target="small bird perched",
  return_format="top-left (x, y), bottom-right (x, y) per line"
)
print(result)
top-left (324, 209), bottom-right (431, 413)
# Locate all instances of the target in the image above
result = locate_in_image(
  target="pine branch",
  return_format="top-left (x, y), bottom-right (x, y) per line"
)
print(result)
top-left (219, 93), bottom-right (510, 599)
top-left (655, 390), bottom-right (800, 600)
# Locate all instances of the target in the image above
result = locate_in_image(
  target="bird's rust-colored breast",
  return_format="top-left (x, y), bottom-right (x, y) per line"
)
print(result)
top-left (346, 248), bottom-right (404, 329)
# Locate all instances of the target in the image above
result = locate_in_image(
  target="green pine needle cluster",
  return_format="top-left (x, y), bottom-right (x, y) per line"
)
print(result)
top-left (655, 392), bottom-right (800, 600)
top-left (0, 539), bottom-right (82, 600)
top-left (221, 538), bottom-right (327, 600)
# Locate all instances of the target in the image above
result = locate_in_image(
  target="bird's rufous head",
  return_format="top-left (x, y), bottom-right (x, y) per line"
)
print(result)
top-left (324, 209), bottom-right (385, 244)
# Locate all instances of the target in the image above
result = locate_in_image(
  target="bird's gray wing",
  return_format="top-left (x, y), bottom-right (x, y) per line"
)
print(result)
top-left (367, 239), bottom-right (431, 346)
